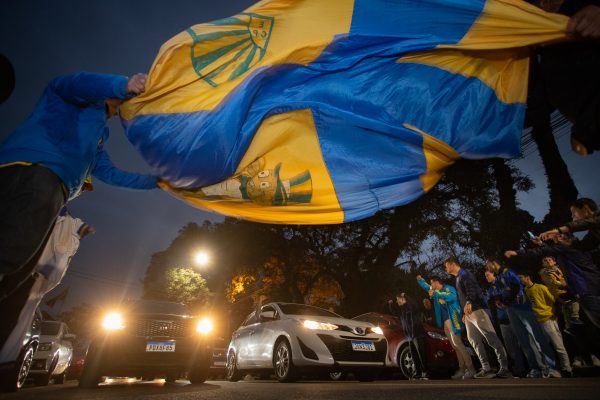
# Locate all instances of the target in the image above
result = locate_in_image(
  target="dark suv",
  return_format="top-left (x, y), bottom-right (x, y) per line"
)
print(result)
top-left (78, 300), bottom-right (213, 388)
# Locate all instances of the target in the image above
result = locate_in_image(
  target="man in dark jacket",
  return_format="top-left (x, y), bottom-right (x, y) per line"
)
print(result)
top-left (443, 257), bottom-right (510, 379)
top-left (388, 292), bottom-right (429, 380)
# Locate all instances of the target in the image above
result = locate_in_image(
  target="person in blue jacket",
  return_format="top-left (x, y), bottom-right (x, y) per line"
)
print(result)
top-left (0, 72), bottom-right (158, 360)
top-left (417, 274), bottom-right (474, 379)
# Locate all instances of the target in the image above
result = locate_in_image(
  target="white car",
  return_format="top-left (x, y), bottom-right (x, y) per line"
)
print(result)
top-left (226, 302), bottom-right (387, 382)
top-left (28, 321), bottom-right (74, 385)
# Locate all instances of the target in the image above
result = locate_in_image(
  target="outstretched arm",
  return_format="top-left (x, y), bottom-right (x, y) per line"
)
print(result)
top-left (92, 150), bottom-right (158, 190)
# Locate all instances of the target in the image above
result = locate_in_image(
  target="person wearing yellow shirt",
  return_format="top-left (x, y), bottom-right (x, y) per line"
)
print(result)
top-left (519, 271), bottom-right (572, 377)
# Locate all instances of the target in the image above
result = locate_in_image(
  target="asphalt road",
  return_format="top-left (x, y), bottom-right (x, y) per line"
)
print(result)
top-left (1, 377), bottom-right (599, 400)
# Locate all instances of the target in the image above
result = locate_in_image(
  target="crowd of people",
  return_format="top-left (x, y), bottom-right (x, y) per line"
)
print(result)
top-left (389, 198), bottom-right (600, 380)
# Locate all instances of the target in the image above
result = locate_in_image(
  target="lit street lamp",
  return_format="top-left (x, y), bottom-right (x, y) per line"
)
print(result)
top-left (193, 251), bottom-right (210, 267)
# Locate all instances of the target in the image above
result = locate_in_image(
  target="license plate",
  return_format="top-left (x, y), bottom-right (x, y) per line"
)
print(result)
top-left (351, 340), bottom-right (375, 352)
top-left (146, 341), bottom-right (175, 352)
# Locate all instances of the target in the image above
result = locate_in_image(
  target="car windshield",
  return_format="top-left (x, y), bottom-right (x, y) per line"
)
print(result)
top-left (129, 300), bottom-right (191, 316)
top-left (41, 321), bottom-right (60, 336)
top-left (278, 304), bottom-right (341, 318)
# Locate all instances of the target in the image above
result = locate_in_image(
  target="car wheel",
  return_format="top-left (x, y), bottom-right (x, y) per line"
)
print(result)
top-left (78, 347), bottom-right (103, 388)
top-left (35, 354), bottom-right (58, 386)
top-left (329, 370), bottom-right (347, 381)
top-left (189, 365), bottom-right (209, 384)
top-left (398, 345), bottom-right (416, 379)
top-left (273, 339), bottom-right (297, 383)
top-left (0, 344), bottom-right (35, 392)
top-left (226, 351), bottom-right (242, 382)
top-left (53, 371), bottom-right (66, 384)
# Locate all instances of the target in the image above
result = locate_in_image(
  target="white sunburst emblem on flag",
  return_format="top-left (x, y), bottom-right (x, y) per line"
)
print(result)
top-left (186, 13), bottom-right (275, 87)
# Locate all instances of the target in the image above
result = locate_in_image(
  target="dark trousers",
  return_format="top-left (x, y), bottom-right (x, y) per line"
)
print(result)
top-left (0, 165), bottom-right (65, 280)
top-left (407, 337), bottom-right (428, 377)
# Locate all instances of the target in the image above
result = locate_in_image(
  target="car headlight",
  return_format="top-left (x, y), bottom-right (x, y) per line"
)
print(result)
top-left (302, 320), bottom-right (338, 330)
top-left (196, 318), bottom-right (213, 335)
top-left (370, 326), bottom-right (384, 335)
top-left (101, 312), bottom-right (125, 331)
top-left (38, 342), bottom-right (52, 351)
top-left (426, 331), bottom-right (447, 341)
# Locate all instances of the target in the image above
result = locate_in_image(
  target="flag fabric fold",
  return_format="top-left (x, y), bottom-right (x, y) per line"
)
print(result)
top-left (121, 0), bottom-right (568, 224)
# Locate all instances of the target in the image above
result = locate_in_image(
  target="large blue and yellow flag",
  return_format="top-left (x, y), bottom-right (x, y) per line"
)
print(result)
top-left (121, 0), bottom-right (568, 224)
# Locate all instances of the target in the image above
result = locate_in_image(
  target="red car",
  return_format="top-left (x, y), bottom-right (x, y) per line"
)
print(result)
top-left (65, 341), bottom-right (89, 381)
top-left (352, 312), bottom-right (461, 379)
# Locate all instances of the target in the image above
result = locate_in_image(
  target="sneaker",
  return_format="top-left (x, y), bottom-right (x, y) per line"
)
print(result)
top-left (572, 357), bottom-right (586, 368)
top-left (462, 369), bottom-right (476, 380)
top-left (451, 370), bottom-right (464, 380)
top-left (526, 369), bottom-right (542, 378)
top-left (496, 368), bottom-right (512, 379)
top-left (545, 369), bottom-right (562, 378)
top-left (474, 369), bottom-right (496, 379)
top-left (591, 355), bottom-right (600, 367)
top-left (419, 373), bottom-right (429, 380)
top-left (561, 369), bottom-right (573, 378)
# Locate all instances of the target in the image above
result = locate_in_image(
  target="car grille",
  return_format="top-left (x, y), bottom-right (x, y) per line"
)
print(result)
top-left (129, 318), bottom-right (193, 338)
top-left (317, 334), bottom-right (386, 363)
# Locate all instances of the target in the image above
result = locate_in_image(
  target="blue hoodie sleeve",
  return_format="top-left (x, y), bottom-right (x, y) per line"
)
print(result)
top-left (417, 278), bottom-right (431, 293)
top-left (92, 150), bottom-right (158, 190)
top-left (49, 72), bottom-right (128, 105)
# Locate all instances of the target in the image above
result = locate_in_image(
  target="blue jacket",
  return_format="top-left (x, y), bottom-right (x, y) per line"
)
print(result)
top-left (455, 268), bottom-right (488, 311)
top-left (0, 72), bottom-right (157, 199)
top-left (417, 278), bottom-right (462, 334)
top-left (495, 268), bottom-right (532, 311)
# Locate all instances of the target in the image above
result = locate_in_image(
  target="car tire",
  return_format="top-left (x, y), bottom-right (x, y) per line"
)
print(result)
top-left (54, 371), bottom-right (66, 384)
top-left (329, 370), bottom-right (347, 381)
top-left (0, 344), bottom-right (35, 392)
top-left (189, 365), bottom-right (209, 384)
top-left (398, 345), bottom-right (416, 380)
top-left (273, 339), bottom-right (297, 383)
top-left (226, 351), bottom-right (242, 382)
top-left (78, 347), bottom-right (103, 388)
top-left (35, 354), bottom-right (58, 386)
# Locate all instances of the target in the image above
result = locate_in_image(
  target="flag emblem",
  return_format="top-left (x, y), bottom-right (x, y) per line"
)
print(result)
top-left (186, 13), bottom-right (274, 87)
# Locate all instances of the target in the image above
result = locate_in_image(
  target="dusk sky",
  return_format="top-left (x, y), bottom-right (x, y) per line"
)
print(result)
top-left (1, 0), bottom-right (599, 314)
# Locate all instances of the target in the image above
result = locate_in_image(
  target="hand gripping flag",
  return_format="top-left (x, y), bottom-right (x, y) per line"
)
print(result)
top-left (121, 0), bottom-right (568, 224)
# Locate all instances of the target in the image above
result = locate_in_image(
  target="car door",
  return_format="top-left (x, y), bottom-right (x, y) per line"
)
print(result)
top-left (232, 312), bottom-right (258, 369)
top-left (251, 305), bottom-right (279, 368)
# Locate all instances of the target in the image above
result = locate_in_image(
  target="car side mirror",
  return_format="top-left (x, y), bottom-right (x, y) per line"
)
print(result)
top-left (259, 311), bottom-right (276, 321)
top-left (63, 333), bottom-right (76, 341)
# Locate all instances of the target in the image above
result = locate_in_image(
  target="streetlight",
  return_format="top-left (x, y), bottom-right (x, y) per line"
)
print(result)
top-left (193, 250), bottom-right (210, 267)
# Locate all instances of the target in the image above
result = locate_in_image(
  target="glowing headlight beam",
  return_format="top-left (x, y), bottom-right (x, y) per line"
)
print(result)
top-left (196, 318), bottom-right (213, 334)
top-left (101, 312), bottom-right (125, 330)
top-left (302, 320), bottom-right (338, 330)
top-left (370, 326), bottom-right (384, 335)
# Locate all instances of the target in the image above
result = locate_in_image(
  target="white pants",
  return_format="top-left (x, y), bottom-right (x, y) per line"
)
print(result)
top-left (540, 319), bottom-right (571, 372)
top-left (464, 308), bottom-right (508, 370)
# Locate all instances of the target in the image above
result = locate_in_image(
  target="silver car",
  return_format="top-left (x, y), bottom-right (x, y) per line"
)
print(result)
top-left (28, 321), bottom-right (74, 385)
top-left (226, 302), bottom-right (387, 382)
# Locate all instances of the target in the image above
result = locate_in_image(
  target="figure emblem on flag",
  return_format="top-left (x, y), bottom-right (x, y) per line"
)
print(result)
top-left (186, 13), bottom-right (274, 87)
top-left (180, 158), bottom-right (312, 206)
